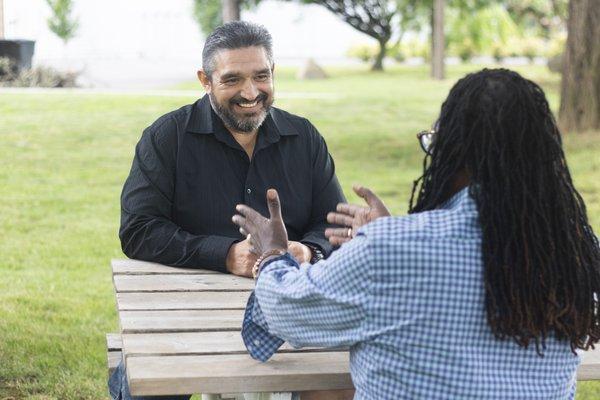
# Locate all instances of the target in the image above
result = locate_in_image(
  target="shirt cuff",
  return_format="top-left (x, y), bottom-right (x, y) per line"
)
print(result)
top-left (241, 292), bottom-right (285, 362)
top-left (196, 236), bottom-right (240, 273)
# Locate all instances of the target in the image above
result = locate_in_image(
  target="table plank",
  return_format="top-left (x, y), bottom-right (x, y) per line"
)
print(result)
top-left (578, 348), bottom-right (600, 380)
top-left (126, 352), bottom-right (353, 396)
top-left (119, 310), bottom-right (244, 333)
top-left (112, 259), bottom-right (219, 275)
top-left (121, 332), bottom-right (343, 356)
top-left (114, 274), bottom-right (254, 292)
top-left (117, 292), bottom-right (249, 311)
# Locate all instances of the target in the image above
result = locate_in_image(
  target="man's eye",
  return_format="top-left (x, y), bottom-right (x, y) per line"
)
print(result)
top-left (255, 75), bottom-right (270, 81)
top-left (224, 78), bottom-right (239, 85)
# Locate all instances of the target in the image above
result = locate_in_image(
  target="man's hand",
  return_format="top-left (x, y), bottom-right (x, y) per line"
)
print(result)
top-left (325, 185), bottom-right (391, 246)
top-left (288, 241), bottom-right (312, 264)
top-left (225, 238), bottom-right (257, 278)
top-left (232, 189), bottom-right (289, 256)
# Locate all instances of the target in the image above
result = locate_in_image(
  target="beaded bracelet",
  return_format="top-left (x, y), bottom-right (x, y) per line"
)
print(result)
top-left (252, 248), bottom-right (287, 279)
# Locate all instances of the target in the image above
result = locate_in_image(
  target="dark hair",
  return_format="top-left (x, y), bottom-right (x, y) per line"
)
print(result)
top-left (409, 68), bottom-right (600, 353)
top-left (202, 21), bottom-right (274, 78)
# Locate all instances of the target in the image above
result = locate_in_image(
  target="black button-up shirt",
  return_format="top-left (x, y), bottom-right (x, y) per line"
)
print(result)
top-left (119, 95), bottom-right (345, 272)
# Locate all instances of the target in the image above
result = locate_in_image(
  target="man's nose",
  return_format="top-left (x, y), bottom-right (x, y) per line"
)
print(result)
top-left (240, 80), bottom-right (259, 100)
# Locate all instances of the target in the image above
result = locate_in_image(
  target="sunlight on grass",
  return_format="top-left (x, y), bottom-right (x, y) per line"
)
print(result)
top-left (1, 64), bottom-right (599, 398)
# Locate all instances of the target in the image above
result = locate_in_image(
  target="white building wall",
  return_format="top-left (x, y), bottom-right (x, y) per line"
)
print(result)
top-left (3, 0), bottom-right (370, 88)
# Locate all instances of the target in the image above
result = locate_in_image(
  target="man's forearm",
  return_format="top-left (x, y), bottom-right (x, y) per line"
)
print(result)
top-left (119, 211), bottom-right (238, 272)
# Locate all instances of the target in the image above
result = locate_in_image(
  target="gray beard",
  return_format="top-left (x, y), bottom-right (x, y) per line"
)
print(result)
top-left (209, 93), bottom-right (270, 133)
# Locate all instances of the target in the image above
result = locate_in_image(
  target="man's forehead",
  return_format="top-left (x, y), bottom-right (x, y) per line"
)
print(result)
top-left (212, 46), bottom-right (272, 75)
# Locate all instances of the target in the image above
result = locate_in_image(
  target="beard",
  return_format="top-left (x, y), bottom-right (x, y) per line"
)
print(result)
top-left (209, 91), bottom-right (273, 133)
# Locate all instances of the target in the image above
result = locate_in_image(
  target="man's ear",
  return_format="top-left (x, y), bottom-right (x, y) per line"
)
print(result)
top-left (197, 70), bottom-right (212, 93)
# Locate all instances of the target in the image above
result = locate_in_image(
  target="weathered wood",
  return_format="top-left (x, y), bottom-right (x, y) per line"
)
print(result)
top-left (107, 333), bottom-right (123, 351)
top-left (578, 347), bottom-right (600, 380)
top-left (108, 351), bottom-right (121, 376)
top-left (117, 292), bottom-right (249, 311)
top-left (112, 259), bottom-right (219, 275)
top-left (119, 310), bottom-right (243, 333)
top-left (125, 352), bottom-right (353, 396)
top-left (121, 331), bottom-right (341, 357)
top-left (114, 274), bottom-right (254, 293)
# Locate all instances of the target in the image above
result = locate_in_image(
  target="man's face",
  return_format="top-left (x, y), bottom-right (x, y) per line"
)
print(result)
top-left (201, 46), bottom-right (274, 133)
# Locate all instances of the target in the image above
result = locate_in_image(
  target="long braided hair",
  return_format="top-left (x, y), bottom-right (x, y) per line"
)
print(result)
top-left (409, 68), bottom-right (600, 353)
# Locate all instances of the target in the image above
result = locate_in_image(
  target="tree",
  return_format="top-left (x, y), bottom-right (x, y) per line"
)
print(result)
top-left (45, 0), bottom-right (78, 44)
top-left (193, 0), bottom-right (262, 35)
top-left (559, 0), bottom-right (600, 132)
top-left (431, 0), bottom-right (444, 79)
top-left (290, 0), bottom-right (426, 71)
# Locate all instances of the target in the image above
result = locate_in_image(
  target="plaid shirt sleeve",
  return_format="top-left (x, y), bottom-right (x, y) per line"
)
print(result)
top-left (242, 235), bottom-right (372, 361)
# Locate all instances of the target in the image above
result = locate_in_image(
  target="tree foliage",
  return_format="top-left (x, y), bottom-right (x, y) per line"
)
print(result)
top-left (45, 0), bottom-right (78, 44)
top-left (193, 0), bottom-right (262, 35)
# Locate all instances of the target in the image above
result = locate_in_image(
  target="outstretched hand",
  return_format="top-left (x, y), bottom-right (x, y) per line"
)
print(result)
top-left (232, 189), bottom-right (288, 256)
top-left (325, 185), bottom-right (391, 246)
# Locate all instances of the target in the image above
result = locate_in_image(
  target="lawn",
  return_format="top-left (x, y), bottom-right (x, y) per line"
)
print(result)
top-left (0, 64), bottom-right (599, 399)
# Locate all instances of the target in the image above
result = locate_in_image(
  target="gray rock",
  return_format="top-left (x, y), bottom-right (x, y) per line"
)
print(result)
top-left (297, 58), bottom-right (328, 80)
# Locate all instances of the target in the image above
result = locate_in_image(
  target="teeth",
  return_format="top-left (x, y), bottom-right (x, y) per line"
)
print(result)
top-left (238, 101), bottom-right (258, 108)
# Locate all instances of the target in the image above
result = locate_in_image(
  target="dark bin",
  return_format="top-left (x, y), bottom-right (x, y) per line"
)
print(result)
top-left (0, 40), bottom-right (36, 72)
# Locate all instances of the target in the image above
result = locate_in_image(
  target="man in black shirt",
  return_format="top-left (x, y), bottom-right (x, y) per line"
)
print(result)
top-left (118, 22), bottom-right (345, 281)
top-left (111, 21), bottom-right (347, 400)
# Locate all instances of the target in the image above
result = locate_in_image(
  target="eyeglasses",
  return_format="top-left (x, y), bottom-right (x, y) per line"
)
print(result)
top-left (417, 129), bottom-right (436, 154)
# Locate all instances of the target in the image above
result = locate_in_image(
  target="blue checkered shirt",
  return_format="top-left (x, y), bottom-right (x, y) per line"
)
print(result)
top-left (242, 187), bottom-right (579, 399)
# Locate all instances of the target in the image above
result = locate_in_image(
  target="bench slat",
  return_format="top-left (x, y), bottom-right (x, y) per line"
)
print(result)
top-left (125, 352), bottom-right (353, 396)
top-left (106, 333), bottom-right (123, 351)
top-left (119, 310), bottom-right (243, 333)
top-left (117, 292), bottom-right (249, 311)
top-left (114, 274), bottom-right (254, 292)
top-left (121, 332), bottom-right (341, 356)
top-left (112, 259), bottom-right (219, 275)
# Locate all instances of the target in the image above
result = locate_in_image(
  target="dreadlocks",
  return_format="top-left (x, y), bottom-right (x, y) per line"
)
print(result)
top-left (409, 68), bottom-right (600, 353)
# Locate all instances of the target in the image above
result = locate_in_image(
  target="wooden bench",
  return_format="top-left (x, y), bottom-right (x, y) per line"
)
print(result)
top-left (108, 259), bottom-right (600, 397)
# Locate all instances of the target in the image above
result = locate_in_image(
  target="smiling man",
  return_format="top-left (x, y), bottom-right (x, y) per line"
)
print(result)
top-left (110, 21), bottom-right (346, 400)
top-left (118, 21), bottom-right (344, 278)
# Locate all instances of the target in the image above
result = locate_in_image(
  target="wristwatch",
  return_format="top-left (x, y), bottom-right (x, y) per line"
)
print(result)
top-left (304, 243), bottom-right (324, 264)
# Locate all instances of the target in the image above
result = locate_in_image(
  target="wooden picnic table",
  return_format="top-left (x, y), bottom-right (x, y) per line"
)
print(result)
top-left (111, 258), bottom-right (600, 397)
top-left (111, 259), bottom-right (352, 397)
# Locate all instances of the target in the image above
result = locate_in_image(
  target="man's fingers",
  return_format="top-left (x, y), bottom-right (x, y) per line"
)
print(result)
top-left (336, 203), bottom-right (366, 216)
top-left (328, 235), bottom-right (351, 246)
top-left (327, 212), bottom-right (354, 227)
top-left (235, 204), bottom-right (264, 224)
top-left (353, 185), bottom-right (382, 208)
top-left (325, 227), bottom-right (353, 238)
top-left (231, 215), bottom-right (248, 232)
top-left (266, 189), bottom-right (283, 221)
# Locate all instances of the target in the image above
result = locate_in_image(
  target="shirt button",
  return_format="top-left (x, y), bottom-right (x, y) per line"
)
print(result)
top-left (246, 188), bottom-right (252, 194)
top-left (254, 339), bottom-right (261, 346)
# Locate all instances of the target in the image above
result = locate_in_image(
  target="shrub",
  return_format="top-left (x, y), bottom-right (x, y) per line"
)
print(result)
top-left (346, 44), bottom-right (378, 63)
top-left (0, 57), bottom-right (78, 87)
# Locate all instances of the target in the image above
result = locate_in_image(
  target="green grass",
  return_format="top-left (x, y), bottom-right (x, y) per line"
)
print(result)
top-left (1, 64), bottom-right (599, 399)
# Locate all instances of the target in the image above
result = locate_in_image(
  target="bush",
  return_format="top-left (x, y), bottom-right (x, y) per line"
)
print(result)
top-left (346, 44), bottom-right (378, 63)
top-left (0, 57), bottom-right (77, 87)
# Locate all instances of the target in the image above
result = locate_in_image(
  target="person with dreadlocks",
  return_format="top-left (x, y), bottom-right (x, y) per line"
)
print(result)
top-left (231, 68), bottom-right (600, 399)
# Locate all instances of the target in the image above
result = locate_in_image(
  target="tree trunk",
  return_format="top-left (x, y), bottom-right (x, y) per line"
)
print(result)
top-left (0, 0), bottom-right (4, 39)
top-left (372, 39), bottom-right (387, 71)
top-left (431, 0), bottom-right (445, 80)
top-left (558, 0), bottom-right (600, 132)
top-left (222, 0), bottom-right (240, 23)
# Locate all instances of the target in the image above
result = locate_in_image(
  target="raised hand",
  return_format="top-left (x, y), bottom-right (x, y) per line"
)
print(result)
top-left (232, 189), bottom-right (288, 257)
top-left (325, 185), bottom-right (391, 246)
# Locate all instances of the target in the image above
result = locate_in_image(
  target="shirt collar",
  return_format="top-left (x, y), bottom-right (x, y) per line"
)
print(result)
top-left (185, 94), bottom-right (300, 140)
top-left (439, 186), bottom-right (475, 211)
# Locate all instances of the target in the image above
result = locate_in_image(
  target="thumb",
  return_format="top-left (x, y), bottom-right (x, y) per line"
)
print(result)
top-left (266, 189), bottom-right (283, 221)
top-left (353, 185), bottom-right (380, 207)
